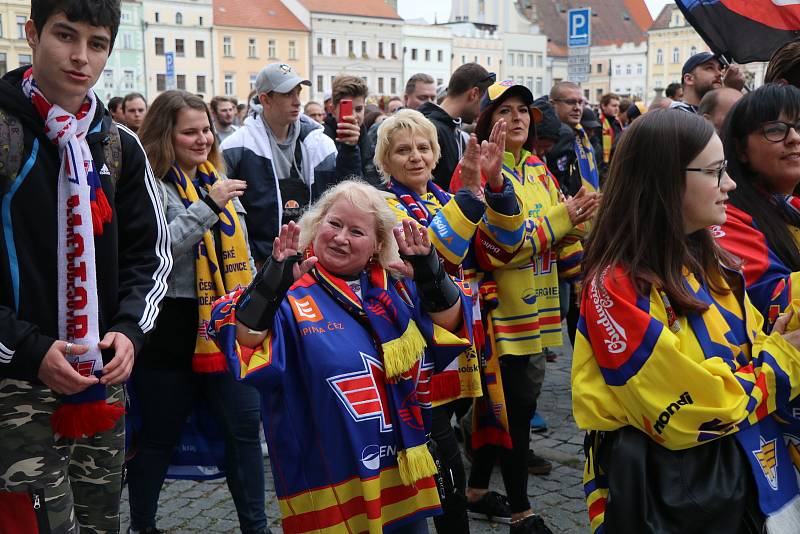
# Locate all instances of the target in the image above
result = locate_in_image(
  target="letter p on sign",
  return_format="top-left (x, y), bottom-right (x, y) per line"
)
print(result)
top-left (568, 8), bottom-right (591, 47)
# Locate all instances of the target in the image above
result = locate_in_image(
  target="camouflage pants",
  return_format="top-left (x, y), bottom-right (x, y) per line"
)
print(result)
top-left (0, 380), bottom-right (125, 534)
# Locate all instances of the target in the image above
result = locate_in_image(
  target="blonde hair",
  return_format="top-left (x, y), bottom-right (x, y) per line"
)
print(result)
top-left (297, 179), bottom-right (402, 275)
top-left (374, 109), bottom-right (440, 184)
top-left (138, 90), bottom-right (224, 179)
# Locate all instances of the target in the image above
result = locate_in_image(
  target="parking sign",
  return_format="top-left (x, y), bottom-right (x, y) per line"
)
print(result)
top-left (165, 52), bottom-right (175, 90)
top-left (568, 8), bottom-right (591, 48)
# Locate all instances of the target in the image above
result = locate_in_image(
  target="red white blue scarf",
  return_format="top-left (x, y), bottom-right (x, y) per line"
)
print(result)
top-left (387, 178), bottom-right (451, 226)
top-left (23, 69), bottom-right (121, 437)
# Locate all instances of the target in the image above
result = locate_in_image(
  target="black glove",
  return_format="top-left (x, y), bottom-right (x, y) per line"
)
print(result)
top-left (402, 246), bottom-right (461, 313)
top-left (236, 254), bottom-right (301, 331)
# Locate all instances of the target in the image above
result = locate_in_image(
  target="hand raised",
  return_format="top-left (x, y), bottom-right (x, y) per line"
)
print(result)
top-left (481, 119), bottom-right (507, 191)
top-left (209, 179), bottom-right (247, 209)
top-left (388, 219), bottom-right (431, 278)
top-left (457, 134), bottom-right (483, 198)
top-left (271, 221), bottom-right (317, 280)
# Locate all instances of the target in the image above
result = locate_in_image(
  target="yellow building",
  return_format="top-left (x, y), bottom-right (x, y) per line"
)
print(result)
top-left (0, 1), bottom-right (36, 74)
top-left (213, 0), bottom-right (310, 104)
top-left (647, 5), bottom-right (708, 100)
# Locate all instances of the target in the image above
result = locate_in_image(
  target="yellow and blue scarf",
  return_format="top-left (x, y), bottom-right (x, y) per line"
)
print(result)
top-left (167, 161), bottom-right (252, 373)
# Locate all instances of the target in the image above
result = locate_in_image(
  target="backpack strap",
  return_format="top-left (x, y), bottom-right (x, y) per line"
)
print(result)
top-left (0, 109), bottom-right (24, 194)
top-left (103, 120), bottom-right (122, 185)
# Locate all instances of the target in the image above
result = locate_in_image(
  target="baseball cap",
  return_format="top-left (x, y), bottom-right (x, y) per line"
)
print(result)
top-left (581, 108), bottom-right (601, 130)
top-left (480, 80), bottom-right (542, 123)
top-left (255, 63), bottom-right (311, 95)
top-left (682, 52), bottom-right (720, 76)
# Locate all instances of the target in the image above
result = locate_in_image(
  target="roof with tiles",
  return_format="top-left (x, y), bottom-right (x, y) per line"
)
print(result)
top-left (649, 3), bottom-right (681, 30)
top-left (214, 0), bottom-right (309, 31)
top-left (521, 0), bottom-right (652, 48)
top-left (299, 0), bottom-right (402, 20)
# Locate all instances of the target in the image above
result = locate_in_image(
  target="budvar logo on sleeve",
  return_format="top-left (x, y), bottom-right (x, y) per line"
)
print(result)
top-left (289, 295), bottom-right (323, 323)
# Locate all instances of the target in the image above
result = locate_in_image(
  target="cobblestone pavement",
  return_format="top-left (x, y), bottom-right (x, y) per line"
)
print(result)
top-left (119, 334), bottom-right (589, 533)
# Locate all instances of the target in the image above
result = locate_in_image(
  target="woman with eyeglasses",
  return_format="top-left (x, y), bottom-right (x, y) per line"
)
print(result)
top-left (715, 84), bottom-right (800, 327)
top-left (573, 108), bottom-right (800, 533)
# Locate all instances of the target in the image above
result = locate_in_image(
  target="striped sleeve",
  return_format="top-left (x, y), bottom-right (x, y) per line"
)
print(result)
top-left (717, 205), bottom-right (800, 328)
top-left (111, 125), bottom-right (172, 353)
top-left (572, 267), bottom-right (800, 450)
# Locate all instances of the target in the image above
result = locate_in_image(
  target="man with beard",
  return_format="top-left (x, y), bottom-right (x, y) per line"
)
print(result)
top-left (210, 95), bottom-right (238, 143)
top-left (418, 62), bottom-right (495, 190)
top-left (671, 52), bottom-right (744, 113)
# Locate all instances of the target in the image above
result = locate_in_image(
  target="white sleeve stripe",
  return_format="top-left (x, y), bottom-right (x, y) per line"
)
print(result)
top-left (0, 340), bottom-right (12, 357)
top-left (117, 124), bottom-right (173, 333)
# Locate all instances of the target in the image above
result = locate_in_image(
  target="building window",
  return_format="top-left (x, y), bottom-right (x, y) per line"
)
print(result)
top-left (348, 40), bottom-right (354, 57)
top-left (330, 75), bottom-right (335, 88)
top-left (175, 39), bottom-right (184, 57)
top-left (527, 54), bottom-right (533, 67)
top-left (249, 74), bottom-right (256, 90)
top-left (124, 70), bottom-right (133, 89)
top-left (517, 53), bottom-right (523, 66)
top-left (626, 64), bottom-right (632, 75)
top-left (154, 12), bottom-right (160, 23)
top-left (317, 75), bottom-right (323, 92)
top-left (17, 15), bottom-right (26, 39)
top-left (0, 53), bottom-right (8, 76)
top-left (156, 74), bottom-right (166, 91)
top-left (672, 47), bottom-right (680, 63)
top-left (425, 49), bottom-right (431, 61)
top-left (176, 74), bottom-right (186, 90)
top-left (197, 75), bottom-right (206, 94)
top-left (656, 48), bottom-right (663, 65)
top-left (123, 33), bottom-right (132, 49)
top-left (195, 40), bottom-right (205, 58)
top-left (268, 39), bottom-right (277, 58)
top-left (507, 53), bottom-right (514, 66)
top-left (597, 63), bottom-right (603, 73)
top-left (18, 53), bottom-right (31, 67)
top-left (224, 74), bottom-right (234, 96)
top-left (615, 64), bottom-right (621, 76)
top-left (411, 48), bottom-right (418, 60)
top-left (199, 16), bottom-right (204, 26)
top-left (378, 77), bottom-right (384, 93)
top-left (288, 40), bottom-right (297, 60)
top-left (121, 11), bottom-right (131, 23)
top-left (437, 50), bottom-right (443, 62)
top-left (379, 42), bottom-right (385, 58)
top-left (223, 36), bottom-right (232, 57)
top-left (103, 70), bottom-right (113, 89)
top-left (362, 41), bottom-right (367, 58)
top-left (536, 53), bottom-right (543, 68)
top-left (636, 63), bottom-right (643, 75)
top-left (249, 38), bottom-right (257, 58)
top-left (690, 45), bottom-right (697, 56)
top-left (175, 12), bottom-right (182, 25)
top-left (526, 76), bottom-right (533, 91)
top-left (317, 38), bottom-right (323, 55)
top-left (331, 39), bottom-right (337, 55)
top-left (155, 37), bottom-right (164, 56)
top-left (391, 42), bottom-right (397, 59)
top-left (535, 77), bottom-right (542, 95)
top-left (391, 77), bottom-right (397, 94)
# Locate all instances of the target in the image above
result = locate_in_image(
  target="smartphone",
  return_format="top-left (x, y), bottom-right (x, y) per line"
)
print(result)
top-left (339, 99), bottom-right (353, 122)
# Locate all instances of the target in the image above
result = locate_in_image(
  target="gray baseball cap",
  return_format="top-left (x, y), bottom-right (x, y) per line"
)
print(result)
top-left (255, 63), bottom-right (311, 94)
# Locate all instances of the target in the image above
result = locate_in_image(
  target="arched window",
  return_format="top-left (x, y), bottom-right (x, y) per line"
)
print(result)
top-left (689, 46), bottom-right (697, 57)
top-left (656, 49), bottom-right (663, 65)
top-left (175, 12), bottom-right (183, 25)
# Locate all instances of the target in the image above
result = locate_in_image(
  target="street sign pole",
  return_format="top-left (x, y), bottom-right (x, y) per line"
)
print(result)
top-left (567, 8), bottom-right (591, 84)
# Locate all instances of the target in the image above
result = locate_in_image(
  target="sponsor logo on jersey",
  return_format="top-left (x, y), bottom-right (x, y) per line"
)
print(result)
top-left (653, 391), bottom-right (693, 435)
top-left (289, 295), bottom-right (323, 323)
top-left (360, 443), bottom-right (397, 471)
top-left (753, 437), bottom-right (779, 490)
top-left (590, 268), bottom-right (627, 354)
top-left (329, 352), bottom-right (393, 432)
top-left (99, 163), bottom-right (111, 176)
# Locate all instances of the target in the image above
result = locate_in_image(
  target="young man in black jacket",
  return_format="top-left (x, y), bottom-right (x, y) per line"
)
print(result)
top-left (418, 63), bottom-right (494, 191)
top-left (0, 1), bottom-right (171, 531)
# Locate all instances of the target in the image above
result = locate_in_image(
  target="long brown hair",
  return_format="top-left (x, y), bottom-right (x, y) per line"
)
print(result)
top-left (474, 91), bottom-right (536, 155)
top-left (582, 109), bottom-right (732, 313)
top-left (138, 90), bottom-right (223, 179)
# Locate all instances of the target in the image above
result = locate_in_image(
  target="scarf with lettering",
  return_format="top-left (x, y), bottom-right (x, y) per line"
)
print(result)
top-left (166, 162), bottom-right (252, 373)
top-left (574, 124), bottom-right (600, 192)
top-left (22, 69), bottom-right (122, 438)
top-left (600, 113), bottom-right (614, 164)
top-left (311, 259), bottom-right (436, 486)
top-left (386, 178), bottom-right (451, 224)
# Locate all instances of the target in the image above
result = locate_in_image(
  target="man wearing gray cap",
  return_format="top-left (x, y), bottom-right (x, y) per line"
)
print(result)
top-left (221, 63), bottom-right (362, 266)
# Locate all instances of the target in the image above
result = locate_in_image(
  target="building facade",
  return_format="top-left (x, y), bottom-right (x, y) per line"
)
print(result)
top-left (143, 0), bottom-right (215, 100)
top-left (213, 0), bottom-right (309, 104)
top-left (0, 0), bottom-right (36, 75)
top-left (402, 21), bottom-right (452, 89)
top-left (647, 5), bottom-right (708, 100)
top-left (583, 41), bottom-right (647, 103)
top-left (94, 0), bottom-right (147, 104)
top-left (446, 22), bottom-right (502, 80)
top-left (284, 0), bottom-right (403, 102)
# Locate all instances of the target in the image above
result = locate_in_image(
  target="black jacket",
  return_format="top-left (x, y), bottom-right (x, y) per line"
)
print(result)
top-left (418, 102), bottom-right (466, 192)
top-left (322, 114), bottom-right (381, 187)
top-left (546, 124), bottom-right (582, 197)
top-left (0, 67), bottom-right (172, 380)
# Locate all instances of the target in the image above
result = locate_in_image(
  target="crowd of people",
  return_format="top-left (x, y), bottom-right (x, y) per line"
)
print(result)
top-left (8, 1), bottom-right (800, 534)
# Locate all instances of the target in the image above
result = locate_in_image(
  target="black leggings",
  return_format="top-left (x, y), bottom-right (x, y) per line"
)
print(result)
top-left (468, 356), bottom-right (537, 513)
top-left (430, 403), bottom-right (469, 533)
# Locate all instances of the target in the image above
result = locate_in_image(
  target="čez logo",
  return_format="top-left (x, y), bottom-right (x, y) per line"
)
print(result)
top-left (361, 444), bottom-right (397, 471)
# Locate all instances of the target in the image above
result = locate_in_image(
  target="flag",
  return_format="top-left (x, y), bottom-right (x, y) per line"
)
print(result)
top-left (675, 0), bottom-right (800, 63)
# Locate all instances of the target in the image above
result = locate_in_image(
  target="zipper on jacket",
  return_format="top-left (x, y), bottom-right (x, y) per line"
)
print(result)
top-left (31, 488), bottom-right (51, 533)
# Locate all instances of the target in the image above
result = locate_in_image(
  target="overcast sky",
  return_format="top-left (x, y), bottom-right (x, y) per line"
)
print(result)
top-left (396, 0), bottom-right (672, 24)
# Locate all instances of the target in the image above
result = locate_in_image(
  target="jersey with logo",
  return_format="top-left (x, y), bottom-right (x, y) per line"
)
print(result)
top-left (209, 275), bottom-right (472, 533)
top-left (475, 150), bottom-right (584, 355)
top-left (716, 204), bottom-right (800, 329)
top-left (386, 183), bottom-right (523, 405)
top-left (573, 265), bottom-right (800, 532)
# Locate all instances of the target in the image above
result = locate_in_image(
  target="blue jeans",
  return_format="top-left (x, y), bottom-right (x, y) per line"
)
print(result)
top-left (127, 366), bottom-right (266, 533)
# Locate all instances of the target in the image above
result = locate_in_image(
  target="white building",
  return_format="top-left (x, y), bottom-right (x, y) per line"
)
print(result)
top-left (445, 22), bottom-right (503, 77)
top-left (284, 0), bottom-right (404, 101)
top-left (93, 0), bottom-right (147, 102)
top-left (142, 0), bottom-right (215, 99)
top-left (402, 20), bottom-right (452, 89)
top-left (608, 42), bottom-right (648, 100)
